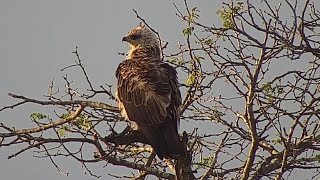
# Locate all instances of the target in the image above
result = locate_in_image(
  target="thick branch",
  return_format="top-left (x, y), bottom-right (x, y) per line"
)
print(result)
top-left (0, 105), bottom-right (85, 137)
top-left (1, 93), bottom-right (119, 113)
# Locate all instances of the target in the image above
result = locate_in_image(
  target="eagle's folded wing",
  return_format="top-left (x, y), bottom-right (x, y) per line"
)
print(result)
top-left (116, 60), bottom-right (180, 127)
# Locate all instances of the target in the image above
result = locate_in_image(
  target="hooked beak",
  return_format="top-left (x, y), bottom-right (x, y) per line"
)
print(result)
top-left (122, 36), bottom-right (128, 42)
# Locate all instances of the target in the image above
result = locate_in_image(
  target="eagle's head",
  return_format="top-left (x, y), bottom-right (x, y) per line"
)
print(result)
top-left (122, 24), bottom-right (159, 50)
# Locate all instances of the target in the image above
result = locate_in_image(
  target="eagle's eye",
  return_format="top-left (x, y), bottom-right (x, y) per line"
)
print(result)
top-left (130, 34), bottom-right (141, 40)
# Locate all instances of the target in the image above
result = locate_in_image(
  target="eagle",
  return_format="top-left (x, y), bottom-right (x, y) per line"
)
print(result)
top-left (115, 24), bottom-right (184, 160)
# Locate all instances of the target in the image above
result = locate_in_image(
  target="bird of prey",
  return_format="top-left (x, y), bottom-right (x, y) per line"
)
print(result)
top-left (115, 24), bottom-right (184, 159)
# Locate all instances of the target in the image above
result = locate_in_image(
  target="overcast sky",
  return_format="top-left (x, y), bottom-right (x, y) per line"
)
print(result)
top-left (2, 1), bottom-right (319, 179)
top-left (0, 1), bottom-right (220, 179)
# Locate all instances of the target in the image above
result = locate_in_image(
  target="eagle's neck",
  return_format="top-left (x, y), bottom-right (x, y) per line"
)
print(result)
top-left (127, 45), bottom-right (161, 60)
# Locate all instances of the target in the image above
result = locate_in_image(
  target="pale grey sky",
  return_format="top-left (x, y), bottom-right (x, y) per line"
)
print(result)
top-left (0, 1), bottom-right (219, 179)
top-left (2, 1), bottom-right (318, 180)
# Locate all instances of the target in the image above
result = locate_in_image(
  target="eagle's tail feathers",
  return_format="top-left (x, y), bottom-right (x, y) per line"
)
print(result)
top-left (146, 119), bottom-right (184, 160)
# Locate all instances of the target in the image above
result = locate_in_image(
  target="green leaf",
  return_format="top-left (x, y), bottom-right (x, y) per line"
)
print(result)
top-left (316, 154), bottom-right (320, 163)
top-left (271, 138), bottom-right (282, 145)
top-left (211, 109), bottom-right (225, 119)
top-left (262, 82), bottom-right (276, 104)
top-left (217, 1), bottom-right (244, 28)
top-left (183, 27), bottom-right (194, 36)
top-left (30, 112), bottom-right (47, 121)
top-left (168, 57), bottom-right (184, 65)
top-left (58, 125), bottom-right (70, 137)
top-left (267, 96), bottom-right (274, 104)
top-left (186, 73), bottom-right (196, 86)
top-left (204, 39), bottom-right (213, 46)
top-left (262, 82), bottom-right (272, 93)
top-left (74, 114), bottom-right (92, 131)
top-left (191, 7), bottom-right (200, 20)
top-left (197, 156), bottom-right (214, 168)
top-left (61, 112), bottom-right (71, 119)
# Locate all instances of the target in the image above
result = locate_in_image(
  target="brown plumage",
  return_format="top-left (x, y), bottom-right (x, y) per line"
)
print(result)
top-left (115, 24), bottom-right (184, 159)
